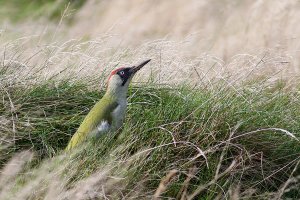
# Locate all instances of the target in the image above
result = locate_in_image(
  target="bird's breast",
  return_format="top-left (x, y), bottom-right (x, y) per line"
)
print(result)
top-left (112, 102), bottom-right (127, 129)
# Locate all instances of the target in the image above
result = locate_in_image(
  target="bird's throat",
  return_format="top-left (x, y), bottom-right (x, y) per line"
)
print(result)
top-left (104, 87), bottom-right (128, 103)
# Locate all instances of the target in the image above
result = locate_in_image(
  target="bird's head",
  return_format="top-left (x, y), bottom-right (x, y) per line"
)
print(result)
top-left (106, 59), bottom-right (151, 99)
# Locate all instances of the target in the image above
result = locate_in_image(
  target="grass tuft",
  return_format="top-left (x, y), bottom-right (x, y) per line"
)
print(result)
top-left (0, 69), bottom-right (299, 199)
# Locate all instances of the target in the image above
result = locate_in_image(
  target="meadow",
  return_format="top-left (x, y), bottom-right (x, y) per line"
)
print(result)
top-left (0, 0), bottom-right (300, 199)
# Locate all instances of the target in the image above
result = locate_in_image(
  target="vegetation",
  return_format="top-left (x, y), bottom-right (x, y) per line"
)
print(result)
top-left (0, 0), bottom-right (85, 22)
top-left (0, 64), bottom-right (299, 198)
top-left (0, 1), bottom-right (299, 199)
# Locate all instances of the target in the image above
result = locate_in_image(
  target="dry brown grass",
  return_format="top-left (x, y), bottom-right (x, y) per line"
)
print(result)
top-left (59, 0), bottom-right (300, 67)
top-left (1, 0), bottom-right (299, 85)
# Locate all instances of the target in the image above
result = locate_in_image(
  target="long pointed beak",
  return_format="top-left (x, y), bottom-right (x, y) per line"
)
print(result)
top-left (130, 59), bottom-right (151, 74)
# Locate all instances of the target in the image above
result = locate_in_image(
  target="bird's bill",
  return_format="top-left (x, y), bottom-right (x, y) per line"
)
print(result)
top-left (130, 59), bottom-right (151, 74)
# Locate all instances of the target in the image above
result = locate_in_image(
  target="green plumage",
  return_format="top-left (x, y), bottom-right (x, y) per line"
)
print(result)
top-left (66, 95), bottom-right (118, 151)
top-left (65, 59), bottom-right (151, 151)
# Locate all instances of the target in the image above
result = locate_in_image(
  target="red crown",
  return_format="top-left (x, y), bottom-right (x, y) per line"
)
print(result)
top-left (107, 67), bottom-right (125, 83)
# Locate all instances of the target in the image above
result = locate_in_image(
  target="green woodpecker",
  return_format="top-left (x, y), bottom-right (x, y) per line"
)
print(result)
top-left (66, 59), bottom-right (151, 151)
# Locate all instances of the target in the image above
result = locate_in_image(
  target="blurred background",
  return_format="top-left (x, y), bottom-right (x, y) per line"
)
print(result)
top-left (0, 0), bottom-right (300, 83)
top-left (1, 0), bottom-right (299, 56)
top-left (0, 0), bottom-right (299, 83)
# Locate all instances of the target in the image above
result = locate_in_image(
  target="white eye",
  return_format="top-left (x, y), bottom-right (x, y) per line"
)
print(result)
top-left (119, 71), bottom-right (125, 76)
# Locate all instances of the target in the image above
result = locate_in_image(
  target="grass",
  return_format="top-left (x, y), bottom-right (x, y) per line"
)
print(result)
top-left (0, 1), bottom-right (299, 198)
top-left (0, 67), bottom-right (299, 199)
top-left (0, 0), bottom-right (85, 22)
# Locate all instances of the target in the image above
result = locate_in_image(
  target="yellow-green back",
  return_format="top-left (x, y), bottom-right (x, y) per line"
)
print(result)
top-left (66, 95), bottom-right (118, 151)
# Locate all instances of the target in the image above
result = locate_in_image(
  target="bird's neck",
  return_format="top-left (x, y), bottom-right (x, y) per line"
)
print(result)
top-left (104, 86), bottom-right (128, 103)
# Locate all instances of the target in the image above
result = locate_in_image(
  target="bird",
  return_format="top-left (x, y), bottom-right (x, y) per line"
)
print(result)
top-left (66, 59), bottom-right (151, 151)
